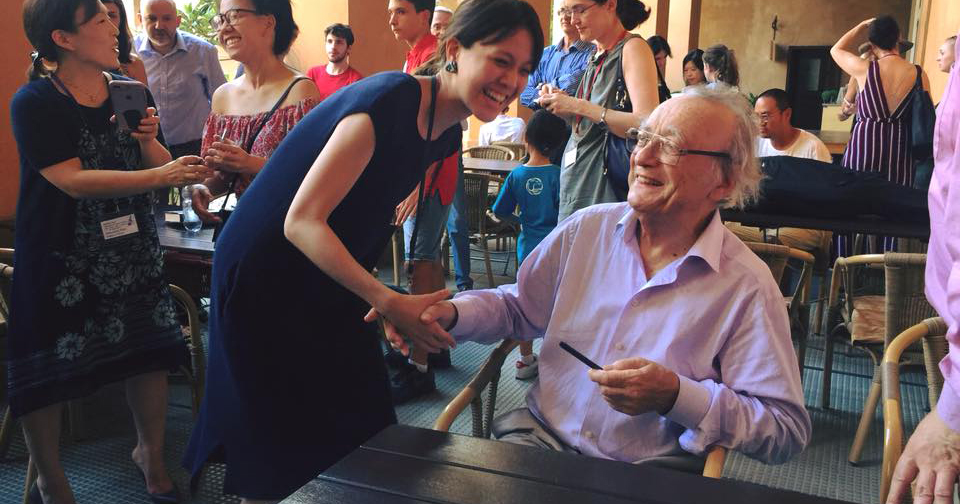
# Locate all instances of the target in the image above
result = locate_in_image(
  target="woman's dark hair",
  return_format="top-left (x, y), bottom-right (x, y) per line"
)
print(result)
top-left (682, 48), bottom-right (704, 71)
top-left (422, 0), bottom-right (544, 76)
top-left (101, 0), bottom-right (133, 64)
top-left (246, 0), bottom-right (299, 55)
top-left (703, 44), bottom-right (740, 87)
top-left (591, 0), bottom-right (650, 31)
top-left (22, 0), bottom-right (100, 81)
top-left (524, 110), bottom-right (568, 159)
top-left (868, 15), bottom-right (900, 51)
top-left (647, 35), bottom-right (671, 58)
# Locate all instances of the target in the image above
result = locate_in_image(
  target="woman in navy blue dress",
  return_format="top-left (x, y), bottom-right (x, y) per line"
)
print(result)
top-left (183, 1), bottom-right (544, 501)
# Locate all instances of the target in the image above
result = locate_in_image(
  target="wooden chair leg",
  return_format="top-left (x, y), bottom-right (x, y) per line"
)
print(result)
top-left (481, 236), bottom-right (494, 288)
top-left (23, 457), bottom-right (37, 504)
top-left (821, 329), bottom-right (836, 409)
top-left (848, 365), bottom-right (882, 465)
top-left (391, 231), bottom-right (401, 287)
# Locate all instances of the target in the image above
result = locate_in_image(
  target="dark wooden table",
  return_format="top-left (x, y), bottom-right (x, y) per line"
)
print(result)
top-left (155, 210), bottom-right (216, 256)
top-left (720, 209), bottom-right (929, 240)
top-left (283, 424), bottom-right (855, 504)
top-left (156, 209), bottom-right (215, 297)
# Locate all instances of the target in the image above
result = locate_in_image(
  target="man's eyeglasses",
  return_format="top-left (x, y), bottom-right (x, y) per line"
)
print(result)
top-left (626, 128), bottom-right (731, 166)
top-left (557, 3), bottom-right (597, 18)
top-left (209, 8), bottom-right (259, 31)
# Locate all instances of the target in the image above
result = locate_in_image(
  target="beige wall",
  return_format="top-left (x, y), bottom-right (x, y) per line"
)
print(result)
top-left (698, 0), bottom-right (911, 97)
top-left (0, 2), bottom-right (33, 221)
top-left (916, 0), bottom-right (960, 103)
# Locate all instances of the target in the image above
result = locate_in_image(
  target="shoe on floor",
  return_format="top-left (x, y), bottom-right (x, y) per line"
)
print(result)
top-left (383, 347), bottom-right (407, 368)
top-left (427, 349), bottom-right (452, 369)
top-left (515, 354), bottom-right (539, 380)
top-left (390, 363), bottom-right (436, 404)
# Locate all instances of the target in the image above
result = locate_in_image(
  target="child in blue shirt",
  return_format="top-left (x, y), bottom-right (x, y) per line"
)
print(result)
top-left (491, 110), bottom-right (567, 379)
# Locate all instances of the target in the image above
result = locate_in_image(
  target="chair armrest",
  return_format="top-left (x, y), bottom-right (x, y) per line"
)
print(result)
top-left (880, 318), bottom-right (938, 502)
top-left (434, 339), bottom-right (519, 432)
top-left (703, 446), bottom-right (726, 478)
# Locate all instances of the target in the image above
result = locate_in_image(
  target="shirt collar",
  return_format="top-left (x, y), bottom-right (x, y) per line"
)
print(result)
top-left (616, 207), bottom-right (724, 273)
top-left (410, 32), bottom-right (437, 55)
top-left (556, 38), bottom-right (591, 54)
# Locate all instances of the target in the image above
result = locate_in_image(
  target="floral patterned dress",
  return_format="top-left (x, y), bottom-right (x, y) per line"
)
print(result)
top-left (7, 76), bottom-right (186, 416)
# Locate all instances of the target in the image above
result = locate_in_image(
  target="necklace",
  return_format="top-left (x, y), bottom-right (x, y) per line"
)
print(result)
top-left (876, 52), bottom-right (898, 60)
top-left (52, 72), bottom-right (107, 104)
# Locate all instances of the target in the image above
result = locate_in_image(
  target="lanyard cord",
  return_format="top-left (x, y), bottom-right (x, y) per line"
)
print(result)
top-left (574, 32), bottom-right (628, 134)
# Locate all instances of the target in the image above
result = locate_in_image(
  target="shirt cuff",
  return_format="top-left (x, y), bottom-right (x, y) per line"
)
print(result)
top-left (448, 295), bottom-right (479, 338)
top-left (937, 379), bottom-right (960, 432)
top-left (664, 374), bottom-right (711, 430)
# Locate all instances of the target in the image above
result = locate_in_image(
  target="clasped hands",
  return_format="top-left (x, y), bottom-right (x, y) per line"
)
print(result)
top-left (365, 291), bottom-right (680, 416)
top-left (535, 83), bottom-right (579, 118)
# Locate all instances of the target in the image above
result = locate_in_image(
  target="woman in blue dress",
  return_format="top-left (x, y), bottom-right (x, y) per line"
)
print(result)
top-left (182, 1), bottom-right (544, 501)
top-left (12, 1), bottom-right (213, 502)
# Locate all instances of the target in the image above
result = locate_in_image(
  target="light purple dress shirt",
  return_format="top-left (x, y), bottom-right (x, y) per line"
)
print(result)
top-left (927, 33), bottom-right (960, 431)
top-left (450, 203), bottom-right (811, 464)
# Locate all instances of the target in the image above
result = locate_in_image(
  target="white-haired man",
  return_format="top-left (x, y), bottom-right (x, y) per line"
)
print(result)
top-left (431, 5), bottom-right (453, 37)
top-left (383, 87), bottom-right (811, 469)
top-left (136, 0), bottom-right (225, 159)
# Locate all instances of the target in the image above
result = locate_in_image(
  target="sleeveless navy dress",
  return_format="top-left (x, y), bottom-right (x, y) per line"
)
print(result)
top-left (183, 72), bottom-right (461, 499)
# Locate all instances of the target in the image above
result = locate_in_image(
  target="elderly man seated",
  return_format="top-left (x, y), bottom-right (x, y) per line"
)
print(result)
top-left (385, 86), bottom-right (811, 470)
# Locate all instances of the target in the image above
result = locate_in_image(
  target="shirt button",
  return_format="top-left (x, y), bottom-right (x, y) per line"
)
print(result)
top-left (584, 430), bottom-right (595, 440)
top-left (615, 343), bottom-right (625, 351)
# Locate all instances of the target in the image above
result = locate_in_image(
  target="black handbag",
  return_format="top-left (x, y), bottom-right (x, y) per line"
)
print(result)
top-left (908, 65), bottom-right (936, 162)
top-left (602, 54), bottom-right (633, 199)
top-left (212, 75), bottom-right (311, 241)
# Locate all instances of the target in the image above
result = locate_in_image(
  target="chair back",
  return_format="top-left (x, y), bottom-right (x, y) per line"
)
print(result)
top-left (490, 141), bottom-right (527, 161)
top-left (882, 253), bottom-right (936, 347)
top-left (0, 263), bottom-right (10, 331)
top-left (464, 145), bottom-right (515, 161)
top-left (744, 242), bottom-right (791, 283)
top-left (463, 172), bottom-right (498, 235)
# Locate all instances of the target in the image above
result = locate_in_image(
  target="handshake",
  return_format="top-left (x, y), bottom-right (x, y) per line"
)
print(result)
top-left (364, 288), bottom-right (459, 357)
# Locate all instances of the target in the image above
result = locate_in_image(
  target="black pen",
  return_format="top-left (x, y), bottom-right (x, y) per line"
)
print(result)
top-left (559, 341), bottom-right (602, 370)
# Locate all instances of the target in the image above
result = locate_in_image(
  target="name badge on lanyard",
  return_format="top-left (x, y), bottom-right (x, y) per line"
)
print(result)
top-left (563, 145), bottom-right (578, 168)
top-left (101, 213), bottom-right (139, 240)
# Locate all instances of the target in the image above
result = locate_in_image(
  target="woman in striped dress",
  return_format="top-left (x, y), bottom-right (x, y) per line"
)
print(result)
top-left (831, 15), bottom-right (930, 252)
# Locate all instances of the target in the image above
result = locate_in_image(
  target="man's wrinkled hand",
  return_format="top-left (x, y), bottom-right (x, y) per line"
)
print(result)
top-left (587, 357), bottom-right (680, 416)
top-left (886, 411), bottom-right (960, 504)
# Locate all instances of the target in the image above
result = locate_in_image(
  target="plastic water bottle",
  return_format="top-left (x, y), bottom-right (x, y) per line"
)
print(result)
top-left (181, 185), bottom-right (202, 234)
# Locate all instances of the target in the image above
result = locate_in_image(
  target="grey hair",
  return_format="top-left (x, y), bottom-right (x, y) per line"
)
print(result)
top-left (679, 85), bottom-right (761, 209)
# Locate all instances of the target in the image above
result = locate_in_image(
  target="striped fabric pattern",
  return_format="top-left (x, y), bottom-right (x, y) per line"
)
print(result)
top-left (841, 60), bottom-right (915, 187)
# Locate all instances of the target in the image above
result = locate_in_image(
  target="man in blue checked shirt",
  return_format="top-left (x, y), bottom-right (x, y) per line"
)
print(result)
top-left (519, 6), bottom-right (594, 164)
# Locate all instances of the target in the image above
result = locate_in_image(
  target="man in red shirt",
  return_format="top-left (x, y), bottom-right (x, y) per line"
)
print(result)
top-left (389, 0), bottom-right (438, 74)
top-left (306, 24), bottom-right (363, 101)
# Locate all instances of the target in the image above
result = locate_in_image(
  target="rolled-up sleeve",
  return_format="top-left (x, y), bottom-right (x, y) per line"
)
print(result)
top-left (664, 286), bottom-right (811, 464)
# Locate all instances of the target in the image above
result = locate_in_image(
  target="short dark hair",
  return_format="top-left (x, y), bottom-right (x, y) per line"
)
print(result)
top-left (703, 44), bottom-right (740, 87)
top-left (647, 35), bottom-right (671, 58)
top-left (421, 0), bottom-right (544, 76)
top-left (868, 15), bottom-right (900, 51)
top-left (409, 0), bottom-right (436, 14)
top-left (248, 0), bottom-right (299, 56)
top-left (757, 88), bottom-right (791, 111)
top-left (682, 48), bottom-right (704, 71)
top-left (22, 0), bottom-right (100, 80)
top-left (589, 0), bottom-right (650, 31)
top-left (325, 23), bottom-right (355, 46)
top-left (524, 110), bottom-right (568, 159)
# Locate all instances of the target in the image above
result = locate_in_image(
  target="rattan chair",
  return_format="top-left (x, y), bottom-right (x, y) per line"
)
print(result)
top-left (433, 339), bottom-right (727, 478)
top-left (819, 253), bottom-right (935, 465)
top-left (879, 317), bottom-right (947, 502)
top-left (490, 141), bottom-right (527, 161)
top-left (464, 172), bottom-right (517, 287)
top-left (464, 145), bottom-right (516, 161)
top-left (0, 259), bottom-right (13, 461)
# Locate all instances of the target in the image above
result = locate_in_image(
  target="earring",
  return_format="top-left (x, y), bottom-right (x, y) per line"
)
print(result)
top-left (445, 60), bottom-right (458, 73)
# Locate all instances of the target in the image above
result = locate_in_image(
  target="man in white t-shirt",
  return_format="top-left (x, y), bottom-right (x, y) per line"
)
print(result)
top-left (478, 106), bottom-right (526, 146)
top-left (727, 88), bottom-right (831, 253)
top-left (756, 88), bottom-right (831, 162)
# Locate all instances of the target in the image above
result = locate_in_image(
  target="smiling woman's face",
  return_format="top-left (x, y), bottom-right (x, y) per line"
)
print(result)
top-left (450, 29), bottom-right (535, 122)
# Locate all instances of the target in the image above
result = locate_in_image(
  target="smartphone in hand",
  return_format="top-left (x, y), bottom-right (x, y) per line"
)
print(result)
top-left (108, 80), bottom-right (148, 132)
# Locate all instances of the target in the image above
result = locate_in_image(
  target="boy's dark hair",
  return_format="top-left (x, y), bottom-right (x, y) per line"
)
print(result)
top-left (647, 35), bottom-right (671, 57)
top-left (868, 15), bottom-right (900, 51)
top-left (409, 0), bottom-right (436, 14)
top-left (524, 110), bottom-right (569, 159)
top-left (757, 88), bottom-right (791, 111)
top-left (325, 23), bottom-right (355, 46)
